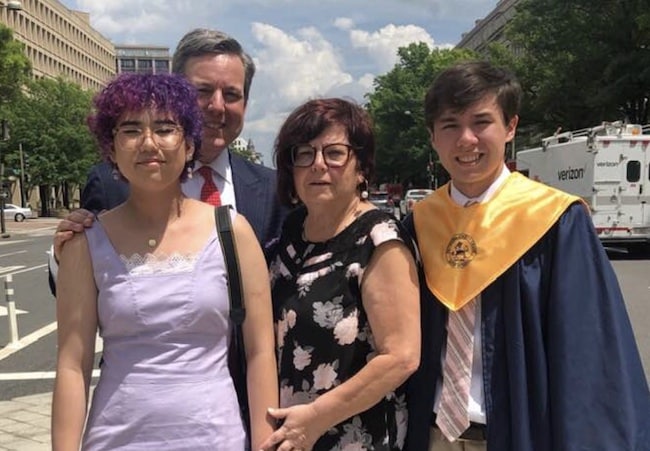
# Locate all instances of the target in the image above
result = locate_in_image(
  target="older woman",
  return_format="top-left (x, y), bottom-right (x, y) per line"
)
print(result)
top-left (261, 98), bottom-right (420, 450)
top-left (51, 73), bottom-right (277, 450)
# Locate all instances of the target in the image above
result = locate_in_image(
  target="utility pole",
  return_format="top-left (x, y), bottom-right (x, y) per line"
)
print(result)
top-left (18, 142), bottom-right (25, 207)
top-left (0, 119), bottom-right (9, 238)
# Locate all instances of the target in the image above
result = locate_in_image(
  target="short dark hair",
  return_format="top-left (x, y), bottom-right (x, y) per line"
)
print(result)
top-left (424, 60), bottom-right (521, 129)
top-left (172, 28), bottom-right (256, 104)
top-left (274, 98), bottom-right (375, 207)
top-left (88, 73), bottom-right (202, 182)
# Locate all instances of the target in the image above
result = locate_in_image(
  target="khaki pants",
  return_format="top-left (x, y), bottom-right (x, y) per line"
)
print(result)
top-left (429, 427), bottom-right (487, 451)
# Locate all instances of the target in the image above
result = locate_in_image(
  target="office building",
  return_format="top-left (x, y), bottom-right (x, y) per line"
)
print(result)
top-left (116, 44), bottom-right (171, 75)
top-left (0, 0), bottom-right (115, 91)
top-left (455, 0), bottom-right (521, 55)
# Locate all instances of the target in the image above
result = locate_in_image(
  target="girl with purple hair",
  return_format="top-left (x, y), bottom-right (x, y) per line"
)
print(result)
top-left (51, 73), bottom-right (277, 450)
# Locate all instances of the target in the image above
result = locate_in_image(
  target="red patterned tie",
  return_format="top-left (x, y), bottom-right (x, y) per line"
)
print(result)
top-left (197, 166), bottom-right (221, 206)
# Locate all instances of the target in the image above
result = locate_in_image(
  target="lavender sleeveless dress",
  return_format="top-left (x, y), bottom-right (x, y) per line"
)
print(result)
top-left (81, 220), bottom-right (246, 450)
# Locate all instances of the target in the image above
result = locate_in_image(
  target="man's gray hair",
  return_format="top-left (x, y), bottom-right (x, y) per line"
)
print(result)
top-left (172, 28), bottom-right (256, 103)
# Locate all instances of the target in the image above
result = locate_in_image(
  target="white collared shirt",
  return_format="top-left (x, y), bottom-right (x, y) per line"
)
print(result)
top-left (182, 149), bottom-right (237, 210)
top-left (433, 164), bottom-right (511, 425)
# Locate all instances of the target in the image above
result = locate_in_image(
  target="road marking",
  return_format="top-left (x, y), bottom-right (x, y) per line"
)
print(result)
top-left (0, 305), bottom-right (27, 317)
top-left (0, 321), bottom-right (57, 361)
top-left (0, 240), bottom-right (28, 246)
top-left (0, 250), bottom-right (27, 259)
top-left (0, 266), bottom-right (25, 275)
top-left (0, 263), bottom-right (47, 277)
top-left (0, 369), bottom-right (101, 380)
top-left (0, 327), bottom-right (102, 363)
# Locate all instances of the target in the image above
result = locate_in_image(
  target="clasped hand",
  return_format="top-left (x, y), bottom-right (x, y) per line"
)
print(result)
top-left (260, 403), bottom-right (324, 451)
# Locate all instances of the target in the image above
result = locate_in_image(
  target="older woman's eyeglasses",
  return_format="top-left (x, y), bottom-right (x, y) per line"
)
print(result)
top-left (291, 143), bottom-right (356, 168)
top-left (113, 123), bottom-right (184, 150)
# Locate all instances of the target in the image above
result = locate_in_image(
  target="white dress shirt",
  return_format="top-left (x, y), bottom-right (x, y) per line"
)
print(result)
top-left (433, 164), bottom-right (511, 425)
top-left (184, 149), bottom-right (237, 210)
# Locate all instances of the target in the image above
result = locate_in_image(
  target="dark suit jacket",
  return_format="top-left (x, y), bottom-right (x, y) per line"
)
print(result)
top-left (49, 153), bottom-right (288, 294)
top-left (80, 161), bottom-right (129, 213)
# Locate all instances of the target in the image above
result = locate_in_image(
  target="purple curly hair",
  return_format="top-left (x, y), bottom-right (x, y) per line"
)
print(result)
top-left (88, 73), bottom-right (202, 181)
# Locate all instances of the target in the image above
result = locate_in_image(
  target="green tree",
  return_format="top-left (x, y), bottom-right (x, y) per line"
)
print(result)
top-left (0, 24), bottom-right (31, 211)
top-left (4, 77), bottom-right (95, 215)
top-left (231, 138), bottom-right (263, 164)
top-left (0, 24), bottom-right (31, 106)
top-left (506, 0), bottom-right (650, 136)
top-left (366, 44), bottom-right (476, 187)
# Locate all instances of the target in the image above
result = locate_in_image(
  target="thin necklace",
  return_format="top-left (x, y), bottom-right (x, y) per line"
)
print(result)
top-left (130, 196), bottom-right (185, 249)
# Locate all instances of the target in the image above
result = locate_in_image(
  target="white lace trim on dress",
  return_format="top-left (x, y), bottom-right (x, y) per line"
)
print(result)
top-left (120, 252), bottom-right (199, 276)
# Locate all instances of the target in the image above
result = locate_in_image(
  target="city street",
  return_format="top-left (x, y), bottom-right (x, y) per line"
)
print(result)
top-left (0, 218), bottom-right (60, 401)
top-left (0, 217), bottom-right (648, 450)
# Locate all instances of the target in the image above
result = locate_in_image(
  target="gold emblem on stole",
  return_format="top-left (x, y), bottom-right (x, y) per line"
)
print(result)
top-left (445, 233), bottom-right (477, 268)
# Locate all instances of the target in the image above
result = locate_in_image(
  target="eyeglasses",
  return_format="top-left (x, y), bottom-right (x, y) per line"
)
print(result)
top-left (291, 143), bottom-right (357, 168)
top-left (113, 124), bottom-right (184, 150)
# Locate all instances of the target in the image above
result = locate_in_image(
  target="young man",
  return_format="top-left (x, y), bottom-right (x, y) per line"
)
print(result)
top-left (49, 29), bottom-right (288, 291)
top-left (404, 61), bottom-right (649, 451)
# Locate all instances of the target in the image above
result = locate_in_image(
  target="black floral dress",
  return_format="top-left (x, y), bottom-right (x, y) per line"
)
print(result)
top-left (267, 207), bottom-right (417, 450)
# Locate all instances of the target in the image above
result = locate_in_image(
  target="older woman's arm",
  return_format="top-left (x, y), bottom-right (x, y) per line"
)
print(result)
top-left (261, 240), bottom-right (420, 451)
top-left (51, 233), bottom-right (98, 451)
top-left (233, 214), bottom-right (279, 450)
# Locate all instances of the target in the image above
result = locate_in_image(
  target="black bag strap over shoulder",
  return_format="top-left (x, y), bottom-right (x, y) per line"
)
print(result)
top-left (214, 205), bottom-right (250, 441)
top-left (215, 205), bottom-right (246, 325)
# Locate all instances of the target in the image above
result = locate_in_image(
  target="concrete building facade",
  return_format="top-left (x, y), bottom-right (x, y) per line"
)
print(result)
top-left (455, 0), bottom-right (521, 55)
top-left (0, 0), bottom-right (117, 212)
top-left (0, 0), bottom-right (115, 91)
top-left (116, 44), bottom-right (171, 75)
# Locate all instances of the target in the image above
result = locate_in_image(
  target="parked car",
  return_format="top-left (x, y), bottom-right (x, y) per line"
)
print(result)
top-left (399, 188), bottom-right (433, 216)
top-left (3, 204), bottom-right (33, 222)
top-left (368, 191), bottom-right (397, 217)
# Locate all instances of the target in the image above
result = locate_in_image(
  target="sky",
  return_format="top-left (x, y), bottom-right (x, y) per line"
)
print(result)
top-left (60, 0), bottom-right (497, 166)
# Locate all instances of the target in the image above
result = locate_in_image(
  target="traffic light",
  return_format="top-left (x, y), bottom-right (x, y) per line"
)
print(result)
top-left (1, 119), bottom-right (9, 141)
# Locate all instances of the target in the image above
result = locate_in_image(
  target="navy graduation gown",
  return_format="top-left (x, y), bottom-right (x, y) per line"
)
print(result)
top-left (404, 203), bottom-right (650, 451)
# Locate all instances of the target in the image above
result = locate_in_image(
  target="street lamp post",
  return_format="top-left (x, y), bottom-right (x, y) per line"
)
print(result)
top-left (427, 151), bottom-right (434, 190)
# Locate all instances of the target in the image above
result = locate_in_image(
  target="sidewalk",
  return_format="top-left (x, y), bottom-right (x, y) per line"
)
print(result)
top-left (3, 217), bottom-right (58, 237)
top-left (0, 391), bottom-right (50, 451)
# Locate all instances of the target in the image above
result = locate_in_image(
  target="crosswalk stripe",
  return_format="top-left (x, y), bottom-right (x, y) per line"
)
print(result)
top-left (0, 266), bottom-right (26, 275)
top-left (0, 305), bottom-right (28, 317)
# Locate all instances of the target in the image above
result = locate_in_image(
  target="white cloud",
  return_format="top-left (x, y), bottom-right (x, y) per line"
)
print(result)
top-left (333, 17), bottom-right (355, 31)
top-left (75, 0), bottom-right (194, 36)
top-left (349, 24), bottom-right (435, 72)
top-left (250, 23), bottom-right (353, 109)
top-left (358, 74), bottom-right (376, 92)
top-left (60, 0), bottom-right (498, 165)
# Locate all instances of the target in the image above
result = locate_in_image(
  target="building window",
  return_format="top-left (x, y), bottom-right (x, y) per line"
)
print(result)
top-left (137, 59), bottom-right (153, 74)
top-left (154, 59), bottom-right (170, 73)
top-left (120, 59), bottom-right (136, 73)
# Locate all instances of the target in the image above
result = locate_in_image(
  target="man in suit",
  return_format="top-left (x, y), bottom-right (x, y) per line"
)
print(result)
top-left (49, 29), bottom-right (287, 291)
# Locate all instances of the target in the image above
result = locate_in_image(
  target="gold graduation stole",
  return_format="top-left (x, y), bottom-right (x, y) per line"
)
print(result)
top-left (413, 172), bottom-right (585, 311)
